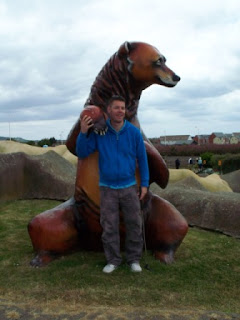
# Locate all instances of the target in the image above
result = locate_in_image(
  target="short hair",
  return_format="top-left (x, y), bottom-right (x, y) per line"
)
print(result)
top-left (108, 95), bottom-right (125, 107)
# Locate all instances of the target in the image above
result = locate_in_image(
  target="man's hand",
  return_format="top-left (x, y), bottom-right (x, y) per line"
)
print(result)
top-left (139, 186), bottom-right (148, 201)
top-left (81, 115), bottom-right (94, 133)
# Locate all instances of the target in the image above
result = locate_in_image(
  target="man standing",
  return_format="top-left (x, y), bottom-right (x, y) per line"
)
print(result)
top-left (76, 95), bottom-right (149, 273)
top-left (175, 158), bottom-right (180, 169)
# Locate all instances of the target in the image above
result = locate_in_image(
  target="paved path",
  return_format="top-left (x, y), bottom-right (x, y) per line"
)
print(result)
top-left (1, 299), bottom-right (240, 320)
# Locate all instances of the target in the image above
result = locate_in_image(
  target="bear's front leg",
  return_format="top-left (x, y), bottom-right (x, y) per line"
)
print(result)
top-left (28, 198), bottom-right (80, 267)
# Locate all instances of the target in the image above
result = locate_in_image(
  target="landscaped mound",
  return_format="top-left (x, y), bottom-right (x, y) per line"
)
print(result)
top-left (0, 151), bottom-right (76, 201)
top-left (169, 169), bottom-right (232, 192)
top-left (222, 169), bottom-right (240, 193)
top-left (0, 140), bottom-right (77, 165)
top-left (151, 171), bottom-right (239, 238)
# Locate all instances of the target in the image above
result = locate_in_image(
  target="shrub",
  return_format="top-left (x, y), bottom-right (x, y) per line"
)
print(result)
top-left (27, 140), bottom-right (36, 146)
top-left (200, 152), bottom-right (214, 167)
top-left (37, 137), bottom-right (56, 147)
top-left (211, 153), bottom-right (240, 173)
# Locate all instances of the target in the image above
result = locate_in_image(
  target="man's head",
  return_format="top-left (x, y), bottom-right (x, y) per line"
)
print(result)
top-left (107, 95), bottom-right (126, 125)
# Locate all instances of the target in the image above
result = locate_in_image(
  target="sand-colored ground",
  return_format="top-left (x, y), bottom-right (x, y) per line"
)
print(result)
top-left (169, 169), bottom-right (232, 192)
top-left (0, 140), bottom-right (77, 165)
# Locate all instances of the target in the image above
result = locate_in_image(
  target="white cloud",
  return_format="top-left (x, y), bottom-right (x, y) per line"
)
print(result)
top-left (0, 0), bottom-right (240, 139)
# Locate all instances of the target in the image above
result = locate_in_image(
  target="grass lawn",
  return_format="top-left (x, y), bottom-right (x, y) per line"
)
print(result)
top-left (0, 199), bottom-right (239, 314)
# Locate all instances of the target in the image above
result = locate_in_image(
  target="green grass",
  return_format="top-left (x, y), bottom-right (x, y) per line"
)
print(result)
top-left (0, 199), bottom-right (239, 314)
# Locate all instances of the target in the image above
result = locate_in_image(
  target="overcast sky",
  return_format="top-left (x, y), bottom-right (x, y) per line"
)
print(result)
top-left (0, 0), bottom-right (240, 140)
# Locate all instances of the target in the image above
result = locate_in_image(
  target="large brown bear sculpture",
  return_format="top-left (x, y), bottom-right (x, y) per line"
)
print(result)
top-left (28, 42), bottom-right (188, 267)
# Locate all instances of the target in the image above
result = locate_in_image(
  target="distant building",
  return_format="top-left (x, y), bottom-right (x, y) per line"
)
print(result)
top-left (159, 135), bottom-right (193, 145)
top-left (229, 136), bottom-right (239, 144)
top-left (208, 132), bottom-right (240, 144)
top-left (232, 132), bottom-right (240, 144)
top-left (193, 134), bottom-right (210, 145)
top-left (209, 132), bottom-right (224, 144)
top-left (158, 132), bottom-right (240, 146)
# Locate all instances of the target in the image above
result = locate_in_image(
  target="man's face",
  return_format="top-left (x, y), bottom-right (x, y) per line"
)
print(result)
top-left (107, 100), bottom-right (126, 124)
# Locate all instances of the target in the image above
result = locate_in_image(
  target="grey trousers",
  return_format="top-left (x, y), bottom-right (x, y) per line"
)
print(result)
top-left (100, 185), bottom-right (143, 266)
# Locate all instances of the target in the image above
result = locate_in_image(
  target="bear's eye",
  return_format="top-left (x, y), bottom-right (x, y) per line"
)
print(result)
top-left (155, 57), bottom-right (166, 66)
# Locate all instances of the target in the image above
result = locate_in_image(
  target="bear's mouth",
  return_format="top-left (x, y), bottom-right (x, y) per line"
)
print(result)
top-left (91, 115), bottom-right (108, 135)
top-left (155, 75), bottom-right (176, 87)
top-left (155, 73), bottom-right (180, 88)
top-left (93, 126), bottom-right (108, 135)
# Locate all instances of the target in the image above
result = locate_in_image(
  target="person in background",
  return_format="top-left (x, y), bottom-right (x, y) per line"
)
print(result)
top-left (175, 158), bottom-right (180, 169)
top-left (198, 157), bottom-right (203, 171)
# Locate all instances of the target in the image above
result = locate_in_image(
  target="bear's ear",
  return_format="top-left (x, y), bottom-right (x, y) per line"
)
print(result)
top-left (118, 41), bottom-right (132, 58)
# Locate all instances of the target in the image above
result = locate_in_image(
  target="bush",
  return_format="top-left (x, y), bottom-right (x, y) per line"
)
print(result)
top-left (37, 137), bottom-right (56, 147)
top-left (211, 153), bottom-right (240, 173)
top-left (27, 140), bottom-right (36, 146)
top-left (200, 152), bottom-right (214, 167)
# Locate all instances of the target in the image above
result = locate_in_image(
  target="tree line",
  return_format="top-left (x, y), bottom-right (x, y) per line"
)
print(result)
top-left (27, 137), bottom-right (57, 147)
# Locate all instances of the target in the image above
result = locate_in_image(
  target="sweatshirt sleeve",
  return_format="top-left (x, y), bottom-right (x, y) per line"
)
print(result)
top-left (76, 131), bottom-right (97, 159)
top-left (136, 132), bottom-right (149, 187)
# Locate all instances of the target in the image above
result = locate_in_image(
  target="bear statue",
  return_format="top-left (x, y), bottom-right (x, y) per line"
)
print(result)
top-left (28, 41), bottom-right (188, 267)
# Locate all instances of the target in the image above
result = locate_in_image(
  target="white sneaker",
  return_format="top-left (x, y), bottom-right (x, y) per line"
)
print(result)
top-left (102, 264), bottom-right (118, 274)
top-left (130, 262), bottom-right (142, 272)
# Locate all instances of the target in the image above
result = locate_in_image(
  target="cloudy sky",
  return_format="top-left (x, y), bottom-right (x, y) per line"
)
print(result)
top-left (0, 0), bottom-right (240, 140)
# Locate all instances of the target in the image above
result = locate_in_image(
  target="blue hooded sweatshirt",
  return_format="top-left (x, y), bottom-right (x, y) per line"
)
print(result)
top-left (76, 119), bottom-right (149, 189)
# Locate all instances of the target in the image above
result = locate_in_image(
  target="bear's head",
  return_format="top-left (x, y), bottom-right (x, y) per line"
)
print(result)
top-left (118, 41), bottom-right (180, 88)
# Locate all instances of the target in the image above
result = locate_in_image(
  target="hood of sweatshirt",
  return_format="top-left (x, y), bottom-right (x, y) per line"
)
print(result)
top-left (106, 119), bottom-right (129, 135)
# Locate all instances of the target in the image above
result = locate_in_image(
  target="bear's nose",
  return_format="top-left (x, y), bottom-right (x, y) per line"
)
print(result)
top-left (173, 74), bottom-right (181, 82)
